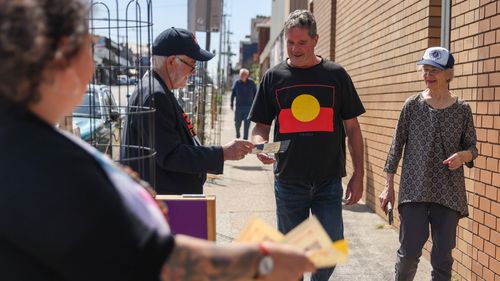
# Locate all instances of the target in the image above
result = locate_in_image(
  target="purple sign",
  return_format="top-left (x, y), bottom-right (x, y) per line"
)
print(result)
top-left (162, 200), bottom-right (208, 240)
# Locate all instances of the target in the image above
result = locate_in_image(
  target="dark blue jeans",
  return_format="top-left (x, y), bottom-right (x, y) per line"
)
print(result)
top-left (234, 106), bottom-right (251, 139)
top-left (274, 178), bottom-right (344, 281)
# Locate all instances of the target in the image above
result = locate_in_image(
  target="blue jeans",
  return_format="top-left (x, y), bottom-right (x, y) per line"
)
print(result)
top-left (234, 106), bottom-right (251, 139)
top-left (274, 178), bottom-right (344, 281)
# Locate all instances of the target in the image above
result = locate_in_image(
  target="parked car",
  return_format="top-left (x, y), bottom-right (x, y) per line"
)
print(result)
top-left (72, 84), bottom-right (122, 159)
top-left (128, 76), bottom-right (138, 85)
top-left (116, 74), bottom-right (129, 85)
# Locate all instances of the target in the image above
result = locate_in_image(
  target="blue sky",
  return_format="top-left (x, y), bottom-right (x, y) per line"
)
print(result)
top-left (91, 0), bottom-right (271, 77)
top-left (155, 0), bottom-right (271, 76)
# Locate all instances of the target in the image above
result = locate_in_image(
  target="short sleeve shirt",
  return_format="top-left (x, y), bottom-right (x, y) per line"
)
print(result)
top-left (249, 59), bottom-right (365, 183)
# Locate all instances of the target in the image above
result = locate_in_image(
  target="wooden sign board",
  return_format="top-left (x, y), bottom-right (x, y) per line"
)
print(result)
top-left (156, 195), bottom-right (216, 241)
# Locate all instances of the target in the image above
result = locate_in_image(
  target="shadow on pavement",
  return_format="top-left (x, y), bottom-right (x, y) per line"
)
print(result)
top-left (206, 181), bottom-right (227, 187)
top-left (342, 203), bottom-right (374, 213)
top-left (231, 165), bottom-right (264, 171)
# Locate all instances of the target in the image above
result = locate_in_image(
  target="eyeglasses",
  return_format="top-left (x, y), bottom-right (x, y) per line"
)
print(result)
top-left (176, 56), bottom-right (196, 72)
top-left (421, 68), bottom-right (442, 75)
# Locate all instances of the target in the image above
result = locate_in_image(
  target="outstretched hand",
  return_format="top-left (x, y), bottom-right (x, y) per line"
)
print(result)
top-left (254, 141), bottom-right (276, 164)
top-left (262, 242), bottom-right (316, 280)
top-left (256, 152), bottom-right (276, 164)
top-left (223, 139), bottom-right (254, 161)
top-left (161, 236), bottom-right (314, 281)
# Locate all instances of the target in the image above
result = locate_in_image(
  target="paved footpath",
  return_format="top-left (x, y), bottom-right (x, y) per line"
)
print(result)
top-left (204, 93), bottom-right (432, 280)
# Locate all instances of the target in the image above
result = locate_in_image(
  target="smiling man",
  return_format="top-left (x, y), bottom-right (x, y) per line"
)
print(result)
top-left (249, 10), bottom-right (366, 281)
top-left (122, 27), bottom-right (253, 195)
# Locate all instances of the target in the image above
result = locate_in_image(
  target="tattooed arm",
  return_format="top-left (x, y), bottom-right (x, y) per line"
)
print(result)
top-left (161, 235), bottom-right (315, 281)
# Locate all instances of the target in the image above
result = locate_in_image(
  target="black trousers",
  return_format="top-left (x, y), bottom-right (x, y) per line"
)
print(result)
top-left (395, 202), bottom-right (460, 281)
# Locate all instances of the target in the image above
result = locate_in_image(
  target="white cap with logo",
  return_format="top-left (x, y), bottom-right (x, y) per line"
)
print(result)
top-left (417, 47), bottom-right (455, 70)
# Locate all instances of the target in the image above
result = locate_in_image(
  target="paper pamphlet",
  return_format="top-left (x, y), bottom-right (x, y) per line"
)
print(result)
top-left (235, 217), bottom-right (285, 243)
top-left (235, 216), bottom-right (348, 268)
top-left (251, 140), bottom-right (290, 154)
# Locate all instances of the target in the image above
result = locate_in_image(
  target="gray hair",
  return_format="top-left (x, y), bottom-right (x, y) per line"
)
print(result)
top-left (239, 68), bottom-right (249, 76)
top-left (444, 68), bottom-right (454, 82)
top-left (284, 10), bottom-right (317, 38)
top-left (152, 55), bottom-right (168, 72)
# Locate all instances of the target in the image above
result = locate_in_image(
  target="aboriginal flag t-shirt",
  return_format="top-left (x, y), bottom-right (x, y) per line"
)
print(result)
top-left (249, 58), bottom-right (365, 182)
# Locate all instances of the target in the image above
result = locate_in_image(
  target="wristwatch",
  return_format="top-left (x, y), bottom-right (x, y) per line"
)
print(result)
top-left (254, 243), bottom-right (274, 279)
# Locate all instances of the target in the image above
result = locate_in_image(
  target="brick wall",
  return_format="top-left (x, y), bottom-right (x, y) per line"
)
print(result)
top-left (312, 0), bottom-right (336, 60)
top-left (289, 0), bottom-right (308, 12)
top-left (335, 0), bottom-right (441, 223)
top-left (449, 0), bottom-right (500, 280)
top-left (332, 0), bottom-right (499, 280)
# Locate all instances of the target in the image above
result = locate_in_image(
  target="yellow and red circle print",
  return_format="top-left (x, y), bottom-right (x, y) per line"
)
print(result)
top-left (291, 94), bottom-right (320, 122)
top-left (276, 84), bottom-right (335, 134)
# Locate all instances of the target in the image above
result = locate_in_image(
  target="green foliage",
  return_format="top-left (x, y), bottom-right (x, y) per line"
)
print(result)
top-left (250, 62), bottom-right (261, 85)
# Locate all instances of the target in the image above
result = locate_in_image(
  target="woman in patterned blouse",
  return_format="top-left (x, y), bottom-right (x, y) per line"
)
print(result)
top-left (379, 47), bottom-right (478, 281)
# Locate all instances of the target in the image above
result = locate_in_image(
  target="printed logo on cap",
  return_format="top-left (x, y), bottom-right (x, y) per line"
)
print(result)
top-left (430, 50), bottom-right (441, 59)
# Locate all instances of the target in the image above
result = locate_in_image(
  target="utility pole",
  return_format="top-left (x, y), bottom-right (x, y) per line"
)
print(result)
top-left (218, 14), bottom-right (230, 93)
top-left (197, 0), bottom-right (212, 144)
top-left (226, 20), bottom-right (233, 91)
top-left (216, 3), bottom-right (225, 146)
top-left (205, 0), bottom-right (212, 52)
top-left (217, 8), bottom-right (225, 91)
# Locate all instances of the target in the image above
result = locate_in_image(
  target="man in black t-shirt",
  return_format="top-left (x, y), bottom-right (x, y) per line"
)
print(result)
top-left (249, 10), bottom-right (365, 281)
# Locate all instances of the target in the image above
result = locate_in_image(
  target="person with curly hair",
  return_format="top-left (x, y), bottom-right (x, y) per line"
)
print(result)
top-left (0, 1), bottom-right (315, 280)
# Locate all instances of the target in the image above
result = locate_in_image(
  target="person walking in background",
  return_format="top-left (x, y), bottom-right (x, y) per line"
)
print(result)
top-left (0, 1), bottom-right (316, 280)
top-left (379, 47), bottom-right (478, 281)
top-left (122, 27), bottom-right (254, 195)
top-left (231, 68), bottom-right (256, 139)
top-left (249, 10), bottom-right (365, 281)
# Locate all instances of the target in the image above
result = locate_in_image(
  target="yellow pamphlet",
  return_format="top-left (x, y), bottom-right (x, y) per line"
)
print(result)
top-left (234, 217), bottom-right (285, 243)
top-left (236, 216), bottom-right (348, 268)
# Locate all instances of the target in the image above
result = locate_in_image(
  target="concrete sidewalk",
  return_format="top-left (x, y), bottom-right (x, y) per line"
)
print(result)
top-left (204, 93), bottom-right (432, 281)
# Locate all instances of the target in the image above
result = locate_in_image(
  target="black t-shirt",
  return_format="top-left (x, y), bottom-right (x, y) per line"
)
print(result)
top-left (249, 59), bottom-right (365, 183)
top-left (0, 101), bottom-right (174, 281)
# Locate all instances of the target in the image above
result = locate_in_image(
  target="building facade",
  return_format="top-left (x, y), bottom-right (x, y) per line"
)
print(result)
top-left (310, 0), bottom-right (499, 280)
top-left (259, 0), bottom-right (309, 73)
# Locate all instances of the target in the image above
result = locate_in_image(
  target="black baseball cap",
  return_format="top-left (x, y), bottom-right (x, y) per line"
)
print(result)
top-left (152, 27), bottom-right (214, 61)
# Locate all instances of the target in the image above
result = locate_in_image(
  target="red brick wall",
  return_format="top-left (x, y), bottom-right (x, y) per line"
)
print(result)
top-left (335, 0), bottom-right (441, 224)
top-left (332, 0), bottom-right (499, 280)
top-left (449, 0), bottom-right (500, 280)
top-left (312, 0), bottom-right (336, 60)
top-left (258, 27), bottom-right (270, 55)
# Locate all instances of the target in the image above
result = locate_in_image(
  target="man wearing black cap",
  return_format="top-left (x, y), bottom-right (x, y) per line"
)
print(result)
top-left (122, 27), bottom-right (254, 194)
